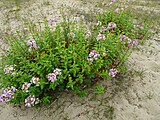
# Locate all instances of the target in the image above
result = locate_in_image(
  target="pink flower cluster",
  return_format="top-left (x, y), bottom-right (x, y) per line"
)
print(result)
top-left (26, 40), bottom-right (40, 52)
top-left (96, 21), bottom-right (116, 33)
top-left (109, 68), bottom-right (118, 77)
top-left (87, 50), bottom-right (100, 62)
top-left (107, 22), bottom-right (117, 30)
top-left (22, 77), bottom-right (40, 92)
top-left (48, 18), bottom-right (54, 23)
top-left (120, 35), bottom-right (128, 41)
top-left (128, 39), bottom-right (138, 47)
top-left (120, 35), bottom-right (138, 47)
top-left (96, 33), bottom-right (106, 41)
top-left (4, 64), bottom-right (16, 76)
top-left (25, 95), bottom-right (39, 107)
top-left (48, 68), bottom-right (62, 82)
top-left (0, 86), bottom-right (17, 103)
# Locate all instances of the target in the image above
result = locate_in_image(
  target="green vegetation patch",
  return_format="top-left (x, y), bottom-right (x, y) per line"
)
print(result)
top-left (0, 10), bottom-right (148, 107)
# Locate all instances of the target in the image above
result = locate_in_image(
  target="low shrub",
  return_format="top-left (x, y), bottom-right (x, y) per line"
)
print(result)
top-left (0, 10), bottom-right (146, 107)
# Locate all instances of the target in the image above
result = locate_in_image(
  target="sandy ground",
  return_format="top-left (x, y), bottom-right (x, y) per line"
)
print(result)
top-left (0, 0), bottom-right (160, 120)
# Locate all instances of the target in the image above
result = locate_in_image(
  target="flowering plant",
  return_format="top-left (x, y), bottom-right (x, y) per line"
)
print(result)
top-left (0, 10), bottom-right (146, 107)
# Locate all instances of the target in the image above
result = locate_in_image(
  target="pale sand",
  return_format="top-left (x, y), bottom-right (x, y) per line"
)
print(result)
top-left (0, 0), bottom-right (160, 120)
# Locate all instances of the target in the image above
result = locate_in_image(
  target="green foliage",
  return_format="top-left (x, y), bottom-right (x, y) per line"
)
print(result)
top-left (96, 84), bottom-right (105, 94)
top-left (0, 10), bottom-right (147, 107)
top-left (97, 11), bottom-right (134, 36)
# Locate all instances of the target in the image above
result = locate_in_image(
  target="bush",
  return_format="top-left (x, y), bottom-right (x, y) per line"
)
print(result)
top-left (0, 10), bottom-right (144, 107)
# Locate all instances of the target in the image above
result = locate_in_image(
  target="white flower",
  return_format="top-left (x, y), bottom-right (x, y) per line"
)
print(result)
top-left (35, 98), bottom-right (40, 105)
top-left (103, 53), bottom-right (107, 56)
top-left (30, 77), bottom-right (40, 86)
top-left (22, 82), bottom-right (31, 92)
top-left (28, 46), bottom-right (32, 52)
top-left (96, 21), bottom-right (102, 26)
top-left (11, 72), bottom-right (17, 76)
top-left (53, 68), bottom-right (62, 75)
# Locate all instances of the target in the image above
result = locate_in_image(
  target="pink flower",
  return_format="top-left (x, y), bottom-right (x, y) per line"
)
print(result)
top-left (88, 50), bottom-right (100, 61)
top-left (48, 73), bottom-right (57, 82)
top-left (115, 8), bottom-right (120, 13)
top-left (89, 50), bottom-right (98, 57)
top-left (3, 87), bottom-right (16, 96)
top-left (4, 67), bottom-right (10, 74)
top-left (120, 35), bottom-right (138, 47)
top-left (115, 8), bottom-right (124, 13)
top-left (25, 95), bottom-right (36, 107)
top-left (93, 54), bottom-right (100, 60)
top-left (4, 65), bottom-right (16, 75)
top-left (100, 26), bottom-right (107, 32)
top-left (0, 86), bottom-right (17, 103)
top-left (107, 22), bottom-right (117, 30)
top-left (0, 94), bottom-right (10, 102)
top-left (120, 35), bottom-right (127, 41)
top-left (109, 68), bottom-right (118, 77)
top-left (48, 68), bottom-right (62, 82)
top-left (26, 40), bottom-right (40, 50)
top-left (27, 40), bottom-right (36, 46)
top-left (128, 38), bottom-right (138, 47)
top-left (96, 33), bottom-right (106, 41)
top-left (48, 19), bottom-right (54, 23)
